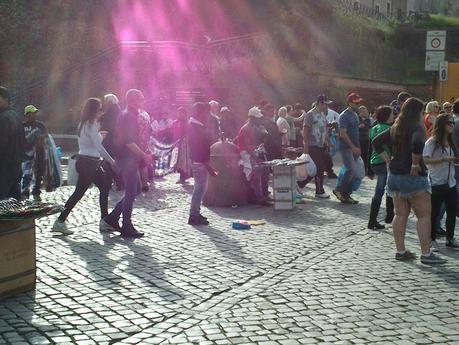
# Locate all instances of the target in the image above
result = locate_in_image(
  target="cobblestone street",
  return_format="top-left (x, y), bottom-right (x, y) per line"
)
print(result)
top-left (1, 174), bottom-right (459, 345)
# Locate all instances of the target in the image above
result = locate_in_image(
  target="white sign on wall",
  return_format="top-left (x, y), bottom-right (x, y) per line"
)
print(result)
top-left (425, 51), bottom-right (445, 71)
top-left (426, 31), bottom-right (446, 51)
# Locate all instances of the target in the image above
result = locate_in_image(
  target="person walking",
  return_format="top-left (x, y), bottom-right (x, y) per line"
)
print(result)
top-left (53, 98), bottom-right (116, 235)
top-left (0, 86), bottom-right (25, 200)
top-left (100, 93), bottom-right (122, 191)
top-left (373, 97), bottom-right (446, 264)
top-left (299, 95), bottom-right (331, 198)
top-left (423, 113), bottom-right (459, 250)
top-left (20, 105), bottom-right (47, 201)
top-left (367, 105), bottom-right (394, 230)
top-left (102, 89), bottom-right (153, 238)
top-left (333, 92), bottom-right (364, 204)
top-left (187, 102), bottom-right (217, 225)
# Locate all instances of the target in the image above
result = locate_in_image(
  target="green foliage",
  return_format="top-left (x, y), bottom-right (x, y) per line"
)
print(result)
top-left (415, 14), bottom-right (459, 29)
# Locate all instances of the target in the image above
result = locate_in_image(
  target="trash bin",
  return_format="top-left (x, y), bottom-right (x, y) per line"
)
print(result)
top-left (203, 140), bottom-right (248, 207)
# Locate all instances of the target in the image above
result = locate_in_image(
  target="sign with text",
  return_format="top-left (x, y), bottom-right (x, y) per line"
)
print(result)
top-left (439, 61), bottom-right (448, 81)
top-left (426, 31), bottom-right (446, 51)
top-left (425, 51), bottom-right (445, 71)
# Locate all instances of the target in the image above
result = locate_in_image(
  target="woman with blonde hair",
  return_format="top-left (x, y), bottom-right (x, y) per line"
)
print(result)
top-left (373, 97), bottom-right (446, 264)
top-left (424, 100), bottom-right (440, 139)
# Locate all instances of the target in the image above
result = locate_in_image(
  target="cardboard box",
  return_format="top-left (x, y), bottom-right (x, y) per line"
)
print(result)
top-left (273, 165), bottom-right (296, 210)
top-left (0, 219), bottom-right (36, 300)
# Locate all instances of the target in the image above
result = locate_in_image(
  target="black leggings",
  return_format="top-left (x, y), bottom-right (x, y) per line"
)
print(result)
top-left (431, 185), bottom-right (457, 241)
top-left (58, 157), bottom-right (111, 221)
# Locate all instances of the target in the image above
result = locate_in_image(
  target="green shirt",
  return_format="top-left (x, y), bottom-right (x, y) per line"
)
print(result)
top-left (369, 122), bottom-right (391, 165)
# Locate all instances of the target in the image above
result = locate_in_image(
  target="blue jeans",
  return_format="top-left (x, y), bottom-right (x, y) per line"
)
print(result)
top-left (190, 163), bottom-right (209, 217)
top-left (250, 165), bottom-right (269, 203)
top-left (108, 158), bottom-right (140, 228)
top-left (336, 149), bottom-right (358, 198)
top-left (371, 164), bottom-right (388, 207)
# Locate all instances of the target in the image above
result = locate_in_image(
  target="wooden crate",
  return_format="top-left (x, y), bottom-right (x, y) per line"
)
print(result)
top-left (0, 219), bottom-right (36, 300)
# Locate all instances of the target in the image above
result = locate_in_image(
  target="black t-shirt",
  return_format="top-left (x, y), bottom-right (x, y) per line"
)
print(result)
top-left (373, 124), bottom-right (426, 176)
top-left (115, 107), bottom-right (140, 160)
top-left (0, 107), bottom-right (25, 168)
top-left (358, 117), bottom-right (371, 142)
top-left (23, 120), bottom-right (47, 157)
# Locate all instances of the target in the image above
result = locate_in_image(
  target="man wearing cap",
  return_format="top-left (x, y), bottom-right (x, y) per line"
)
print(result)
top-left (333, 92), bottom-right (364, 204)
top-left (299, 95), bottom-right (332, 198)
top-left (21, 105), bottom-right (48, 201)
top-left (236, 107), bottom-right (271, 206)
top-left (0, 86), bottom-right (25, 200)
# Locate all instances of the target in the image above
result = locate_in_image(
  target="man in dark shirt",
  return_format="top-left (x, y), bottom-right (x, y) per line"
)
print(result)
top-left (102, 89), bottom-right (153, 238)
top-left (187, 102), bottom-right (217, 225)
top-left (333, 92), bottom-right (363, 204)
top-left (0, 86), bottom-right (25, 200)
top-left (21, 105), bottom-right (47, 201)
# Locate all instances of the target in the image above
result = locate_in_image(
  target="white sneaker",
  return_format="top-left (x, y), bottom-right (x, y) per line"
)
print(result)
top-left (99, 219), bottom-right (119, 232)
top-left (315, 193), bottom-right (330, 199)
top-left (52, 220), bottom-right (74, 235)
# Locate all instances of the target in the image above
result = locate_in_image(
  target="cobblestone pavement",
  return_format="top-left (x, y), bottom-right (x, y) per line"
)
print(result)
top-left (1, 173), bottom-right (459, 345)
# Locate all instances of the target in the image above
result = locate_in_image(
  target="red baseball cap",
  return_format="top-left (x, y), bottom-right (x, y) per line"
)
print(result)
top-left (347, 92), bottom-right (364, 104)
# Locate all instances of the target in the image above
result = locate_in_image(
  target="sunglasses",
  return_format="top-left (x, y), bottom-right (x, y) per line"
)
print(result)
top-left (447, 121), bottom-right (455, 125)
top-left (445, 106), bottom-right (452, 109)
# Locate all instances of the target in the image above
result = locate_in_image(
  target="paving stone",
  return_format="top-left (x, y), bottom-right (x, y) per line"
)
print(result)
top-left (0, 173), bottom-right (457, 344)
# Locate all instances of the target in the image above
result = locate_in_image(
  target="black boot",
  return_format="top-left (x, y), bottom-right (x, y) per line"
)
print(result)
top-left (368, 199), bottom-right (385, 230)
top-left (385, 196), bottom-right (394, 224)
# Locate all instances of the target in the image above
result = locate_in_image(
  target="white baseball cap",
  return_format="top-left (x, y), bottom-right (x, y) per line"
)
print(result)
top-left (248, 106), bottom-right (263, 118)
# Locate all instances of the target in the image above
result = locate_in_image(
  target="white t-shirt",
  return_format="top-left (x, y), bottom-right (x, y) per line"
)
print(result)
top-left (276, 117), bottom-right (290, 146)
top-left (423, 138), bottom-right (456, 187)
top-left (78, 121), bottom-right (115, 164)
top-left (326, 109), bottom-right (340, 124)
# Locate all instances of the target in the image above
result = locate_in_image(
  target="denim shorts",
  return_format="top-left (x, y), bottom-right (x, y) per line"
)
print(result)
top-left (386, 173), bottom-right (431, 198)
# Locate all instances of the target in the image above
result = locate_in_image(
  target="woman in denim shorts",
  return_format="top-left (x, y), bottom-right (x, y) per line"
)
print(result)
top-left (373, 97), bottom-right (446, 265)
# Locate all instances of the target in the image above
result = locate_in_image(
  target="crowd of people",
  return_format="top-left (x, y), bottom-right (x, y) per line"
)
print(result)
top-left (1, 84), bottom-right (458, 264)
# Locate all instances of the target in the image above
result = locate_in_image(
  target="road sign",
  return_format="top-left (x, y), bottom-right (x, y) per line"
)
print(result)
top-left (439, 61), bottom-right (448, 81)
top-left (425, 51), bottom-right (445, 71)
top-left (426, 31), bottom-right (446, 51)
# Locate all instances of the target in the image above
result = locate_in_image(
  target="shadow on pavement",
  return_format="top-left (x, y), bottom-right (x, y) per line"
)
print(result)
top-left (192, 225), bottom-right (256, 267)
top-left (56, 232), bottom-right (185, 304)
